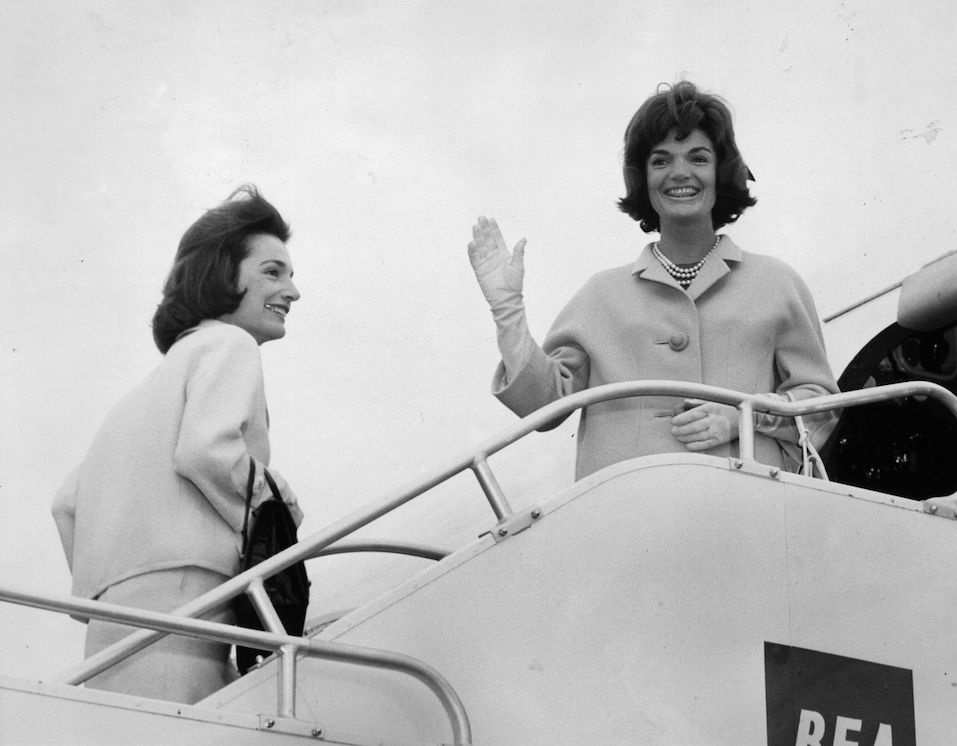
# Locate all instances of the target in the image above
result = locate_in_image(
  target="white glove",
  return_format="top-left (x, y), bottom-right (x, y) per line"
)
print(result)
top-left (468, 216), bottom-right (526, 309)
top-left (468, 216), bottom-right (533, 381)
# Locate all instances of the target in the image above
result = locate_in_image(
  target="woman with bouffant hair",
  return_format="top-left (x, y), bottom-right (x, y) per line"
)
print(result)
top-left (467, 81), bottom-right (838, 477)
top-left (53, 185), bottom-right (304, 703)
top-left (618, 81), bottom-right (756, 232)
top-left (152, 184), bottom-right (293, 353)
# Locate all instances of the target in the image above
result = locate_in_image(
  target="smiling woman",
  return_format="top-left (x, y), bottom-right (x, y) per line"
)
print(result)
top-left (467, 81), bottom-right (840, 478)
top-left (50, 185), bottom-right (304, 704)
top-left (218, 234), bottom-right (300, 345)
top-left (645, 130), bottom-right (717, 244)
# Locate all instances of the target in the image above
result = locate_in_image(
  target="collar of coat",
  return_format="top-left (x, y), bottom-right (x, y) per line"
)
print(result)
top-left (631, 234), bottom-right (743, 300)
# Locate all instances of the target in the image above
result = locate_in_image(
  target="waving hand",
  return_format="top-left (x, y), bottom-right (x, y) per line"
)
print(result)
top-left (468, 216), bottom-right (527, 307)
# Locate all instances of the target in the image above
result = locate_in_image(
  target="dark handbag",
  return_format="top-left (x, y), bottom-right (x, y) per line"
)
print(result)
top-left (233, 461), bottom-right (310, 675)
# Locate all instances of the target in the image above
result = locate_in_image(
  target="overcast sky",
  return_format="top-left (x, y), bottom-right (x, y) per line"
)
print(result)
top-left (3, 0), bottom-right (957, 679)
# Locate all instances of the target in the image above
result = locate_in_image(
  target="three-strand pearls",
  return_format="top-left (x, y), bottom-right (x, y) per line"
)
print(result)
top-left (652, 234), bottom-right (722, 288)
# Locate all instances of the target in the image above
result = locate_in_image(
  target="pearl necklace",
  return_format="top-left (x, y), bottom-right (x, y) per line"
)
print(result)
top-left (652, 235), bottom-right (722, 288)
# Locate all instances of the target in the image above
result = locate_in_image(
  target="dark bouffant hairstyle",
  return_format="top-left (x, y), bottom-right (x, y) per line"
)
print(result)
top-left (617, 81), bottom-right (756, 233)
top-left (151, 185), bottom-right (291, 353)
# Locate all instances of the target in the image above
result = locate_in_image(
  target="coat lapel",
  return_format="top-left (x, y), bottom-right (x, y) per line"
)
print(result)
top-left (686, 236), bottom-right (742, 300)
top-left (631, 244), bottom-right (685, 292)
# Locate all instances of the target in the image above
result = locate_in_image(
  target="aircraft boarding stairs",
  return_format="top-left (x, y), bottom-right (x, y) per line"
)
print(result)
top-left (3, 380), bottom-right (957, 745)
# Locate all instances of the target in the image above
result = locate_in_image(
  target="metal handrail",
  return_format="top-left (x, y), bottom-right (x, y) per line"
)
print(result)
top-left (732, 381), bottom-right (957, 459)
top-left (0, 584), bottom-right (471, 744)
top-left (31, 380), bottom-right (957, 737)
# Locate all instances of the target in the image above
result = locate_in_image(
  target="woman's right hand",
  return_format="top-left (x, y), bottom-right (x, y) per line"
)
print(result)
top-left (468, 216), bottom-right (527, 308)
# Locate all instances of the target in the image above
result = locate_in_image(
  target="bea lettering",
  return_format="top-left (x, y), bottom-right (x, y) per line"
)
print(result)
top-left (795, 709), bottom-right (894, 746)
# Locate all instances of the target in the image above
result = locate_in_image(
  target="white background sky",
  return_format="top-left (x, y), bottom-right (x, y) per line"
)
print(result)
top-left (3, 0), bottom-right (957, 680)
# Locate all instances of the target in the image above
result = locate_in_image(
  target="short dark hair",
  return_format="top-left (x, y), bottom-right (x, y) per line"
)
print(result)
top-left (617, 81), bottom-right (756, 233)
top-left (151, 185), bottom-right (291, 353)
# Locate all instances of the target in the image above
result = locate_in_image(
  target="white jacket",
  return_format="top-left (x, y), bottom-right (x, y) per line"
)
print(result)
top-left (52, 320), bottom-right (302, 601)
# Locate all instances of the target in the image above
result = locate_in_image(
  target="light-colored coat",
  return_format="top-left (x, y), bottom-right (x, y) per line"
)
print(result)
top-left (494, 237), bottom-right (839, 478)
top-left (52, 320), bottom-right (300, 601)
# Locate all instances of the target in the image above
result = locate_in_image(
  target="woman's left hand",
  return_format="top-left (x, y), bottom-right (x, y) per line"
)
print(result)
top-left (671, 399), bottom-right (739, 451)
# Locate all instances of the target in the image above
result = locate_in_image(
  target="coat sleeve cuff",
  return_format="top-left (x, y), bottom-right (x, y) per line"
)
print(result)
top-left (492, 345), bottom-right (564, 419)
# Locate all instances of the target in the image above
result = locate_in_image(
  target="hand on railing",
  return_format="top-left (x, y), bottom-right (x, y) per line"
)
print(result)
top-left (671, 399), bottom-right (739, 451)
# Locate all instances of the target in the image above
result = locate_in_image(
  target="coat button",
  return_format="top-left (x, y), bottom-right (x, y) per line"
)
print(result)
top-left (669, 333), bottom-right (689, 351)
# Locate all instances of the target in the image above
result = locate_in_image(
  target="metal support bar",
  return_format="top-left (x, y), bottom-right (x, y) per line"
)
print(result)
top-left (471, 455), bottom-right (513, 520)
top-left (247, 578), bottom-right (286, 635)
top-left (823, 280), bottom-right (903, 323)
top-left (737, 400), bottom-right (755, 461)
top-left (278, 643), bottom-right (298, 719)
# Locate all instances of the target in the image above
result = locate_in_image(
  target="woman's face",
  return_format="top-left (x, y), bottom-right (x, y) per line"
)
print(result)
top-left (646, 127), bottom-right (717, 229)
top-left (218, 233), bottom-right (300, 345)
